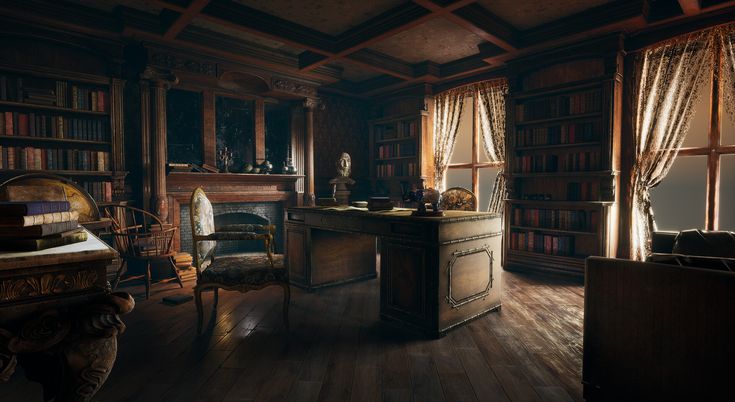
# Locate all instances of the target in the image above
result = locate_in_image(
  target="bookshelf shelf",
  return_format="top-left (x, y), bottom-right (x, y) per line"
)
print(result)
top-left (504, 35), bottom-right (623, 277)
top-left (0, 169), bottom-right (113, 177)
top-left (375, 156), bottom-right (416, 161)
top-left (375, 137), bottom-right (416, 144)
top-left (0, 100), bottom-right (109, 116)
top-left (0, 135), bottom-right (110, 147)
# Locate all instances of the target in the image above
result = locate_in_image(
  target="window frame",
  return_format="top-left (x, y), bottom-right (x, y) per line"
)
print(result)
top-left (446, 94), bottom-right (503, 210)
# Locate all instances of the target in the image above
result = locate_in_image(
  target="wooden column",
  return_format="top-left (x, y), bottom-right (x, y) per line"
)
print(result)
top-left (202, 90), bottom-right (216, 168)
top-left (303, 98), bottom-right (317, 206)
top-left (255, 99), bottom-right (265, 164)
top-left (110, 78), bottom-right (126, 200)
top-left (139, 81), bottom-right (151, 211)
top-left (291, 103), bottom-right (305, 205)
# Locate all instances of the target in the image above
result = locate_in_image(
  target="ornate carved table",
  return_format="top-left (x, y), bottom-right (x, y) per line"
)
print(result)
top-left (0, 228), bottom-right (134, 401)
top-left (285, 207), bottom-right (502, 337)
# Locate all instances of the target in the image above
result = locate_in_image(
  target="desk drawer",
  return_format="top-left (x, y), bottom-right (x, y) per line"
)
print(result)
top-left (305, 214), bottom-right (363, 232)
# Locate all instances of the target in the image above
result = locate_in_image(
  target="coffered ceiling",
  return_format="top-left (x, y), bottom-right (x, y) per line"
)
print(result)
top-left (3, 0), bottom-right (735, 97)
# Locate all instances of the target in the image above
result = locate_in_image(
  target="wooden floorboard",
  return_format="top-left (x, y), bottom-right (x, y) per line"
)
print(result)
top-left (2, 270), bottom-right (585, 402)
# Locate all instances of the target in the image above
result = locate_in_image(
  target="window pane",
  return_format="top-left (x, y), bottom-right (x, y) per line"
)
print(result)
top-left (445, 168), bottom-right (472, 193)
top-left (723, 106), bottom-right (735, 145)
top-left (720, 155), bottom-right (735, 231)
top-left (450, 96), bottom-right (473, 164)
top-left (650, 156), bottom-right (707, 231)
top-left (681, 76), bottom-right (710, 148)
top-left (216, 96), bottom-right (254, 172)
top-left (478, 167), bottom-right (502, 211)
top-left (167, 89), bottom-right (203, 165)
top-left (265, 102), bottom-right (290, 170)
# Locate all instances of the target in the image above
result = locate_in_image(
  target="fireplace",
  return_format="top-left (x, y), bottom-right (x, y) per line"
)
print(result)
top-left (179, 202), bottom-right (284, 257)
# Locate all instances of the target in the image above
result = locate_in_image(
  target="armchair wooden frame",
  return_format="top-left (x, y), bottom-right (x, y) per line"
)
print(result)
top-left (189, 187), bottom-right (289, 334)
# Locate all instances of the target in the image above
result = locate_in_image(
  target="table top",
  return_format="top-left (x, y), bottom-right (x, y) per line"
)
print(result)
top-left (287, 206), bottom-right (500, 222)
top-left (0, 228), bottom-right (117, 270)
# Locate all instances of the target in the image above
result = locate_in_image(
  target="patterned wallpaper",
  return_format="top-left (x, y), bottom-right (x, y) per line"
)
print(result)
top-left (313, 93), bottom-right (371, 199)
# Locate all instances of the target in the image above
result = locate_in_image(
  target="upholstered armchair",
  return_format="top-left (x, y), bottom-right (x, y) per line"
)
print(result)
top-left (440, 187), bottom-right (478, 211)
top-left (189, 187), bottom-right (290, 334)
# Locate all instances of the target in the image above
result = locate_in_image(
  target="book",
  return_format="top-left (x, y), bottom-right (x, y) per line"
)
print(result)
top-left (0, 210), bottom-right (78, 227)
top-left (162, 295), bottom-right (193, 306)
top-left (0, 201), bottom-right (71, 215)
top-left (0, 228), bottom-right (87, 251)
top-left (0, 219), bottom-right (79, 238)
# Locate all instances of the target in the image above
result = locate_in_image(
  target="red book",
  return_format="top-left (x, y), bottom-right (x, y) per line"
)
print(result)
top-left (97, 91), bottom-right (105, 112)
top-left (4, 111), bottom-right (13, 135)
top-left (18, 113), bottom-right (29, 136)
top-left (104, 181), bottom-right (112, 202)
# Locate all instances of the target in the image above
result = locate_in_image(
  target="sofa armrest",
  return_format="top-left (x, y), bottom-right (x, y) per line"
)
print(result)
top-left (650, 230), bottom-right (678, 253)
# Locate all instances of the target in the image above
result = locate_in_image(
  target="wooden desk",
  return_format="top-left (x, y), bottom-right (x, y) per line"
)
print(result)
top-left (0, 229), bottom-right (134, 401)
top-left (285, 207), bottom-right (502, 337)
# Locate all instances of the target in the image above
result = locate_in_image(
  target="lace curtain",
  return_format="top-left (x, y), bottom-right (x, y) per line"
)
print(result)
top-left (433, 88), bottom-right (466, 191)
top-left (721, 25), bottom-right (735, 118)
top-left (475, 80), bottom-right (508, 213)
top-left (630, 30), bottom-right (714, 260)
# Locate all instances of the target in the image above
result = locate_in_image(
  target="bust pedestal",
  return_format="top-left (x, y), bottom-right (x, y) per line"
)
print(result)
top-left (329, 176), bottom-right (355, 205)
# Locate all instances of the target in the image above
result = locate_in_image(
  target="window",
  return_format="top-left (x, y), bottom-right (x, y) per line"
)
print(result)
top-left (215, 95), bottom-right (254, 172)
top-left (444, 95), bottom-right (503, 210)
top-left (650, 44), bottom-right (735, 231)
top-left (167, 89), bottom-right (203, 165)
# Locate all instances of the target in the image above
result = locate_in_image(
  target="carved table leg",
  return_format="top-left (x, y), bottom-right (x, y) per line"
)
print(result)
top-left (2, 292), bottom-right (134, 402)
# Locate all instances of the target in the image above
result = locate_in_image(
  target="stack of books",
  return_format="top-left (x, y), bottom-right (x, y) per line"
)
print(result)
top-left (367, 197), bottom-right (394, 211)
top-left (0, 200), bottom-right (85, 251)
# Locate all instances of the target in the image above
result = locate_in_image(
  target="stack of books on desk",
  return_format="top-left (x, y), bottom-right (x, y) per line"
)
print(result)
top-left (0, 200), bottom-right (85, 251)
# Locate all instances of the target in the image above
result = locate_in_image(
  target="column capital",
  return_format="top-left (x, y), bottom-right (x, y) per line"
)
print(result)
top-left (303, 97), bottom-right (319, 111)
top-left (141, 66), bottom-right (178, 89)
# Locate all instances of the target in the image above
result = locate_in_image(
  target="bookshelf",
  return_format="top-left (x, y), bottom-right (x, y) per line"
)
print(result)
top-left (504, 35), bottom-right (623, 277)
top-left (369, 111), bottom-right (432, 202)
top-left (0, 69), bottom-right (125, 204)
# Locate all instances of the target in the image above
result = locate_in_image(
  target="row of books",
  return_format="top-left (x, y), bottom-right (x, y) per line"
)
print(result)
top-left (0, 146), bottom-right (110, 171)
top-left (514, 151), bottom-right (601, 173)
top-left (567, 181), bottom-right (599, 201)
top-left (509, 230), bottom-right (575, 257)
top-left (80, 180), bottom-right (113, 203)
top-left (515, 120), bottom-right (601, 147)
top-left (0, 196), bottom-right (85, 251)
top-left (0, 111), bottom-right (109, 141)
top-left (375, 160), bottom-right (418, 177)
top-left (0, 75), bottom-right (108, 112)
top-left (516, 90), bottom-right (602, 122)
top-left (376, 142), bottom-right (416, 159)
top-left (375, 120), bottom-right (417, 141)
top-left (511, 208), bottom-right (599, 231)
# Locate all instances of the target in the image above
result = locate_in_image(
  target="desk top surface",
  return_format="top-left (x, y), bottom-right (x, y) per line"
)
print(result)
top-left (287, 206), bottom-right (500, 222)
top-left (0, 228), bottom-right (117, 270)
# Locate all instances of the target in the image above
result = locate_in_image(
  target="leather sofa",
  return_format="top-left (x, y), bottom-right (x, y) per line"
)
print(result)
top-left (583, 230), bottom-right (735, 401)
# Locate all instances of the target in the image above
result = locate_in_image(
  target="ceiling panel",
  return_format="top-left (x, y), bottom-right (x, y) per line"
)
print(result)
top-left (328, 61), bottom-right (380, 82)
top-left (477, 0), bottom-right (614, 30)
top-left (65, 0), bottom-right (162, 14)
top-left (367, 18), bottom-right (483, 64)
top-left (233, 0), bottom-right (406, 36)
top-left (190, 19), bottom-right (304, 55)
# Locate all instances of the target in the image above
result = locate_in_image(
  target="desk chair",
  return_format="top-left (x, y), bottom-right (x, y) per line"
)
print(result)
top-left (189, 187), bottom-right (289, 334)
top-left (440, 187), bottom-right (478, 211)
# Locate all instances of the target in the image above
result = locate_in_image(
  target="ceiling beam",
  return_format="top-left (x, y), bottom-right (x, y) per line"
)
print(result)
top-left (162, 0), bottom-right (210, 40)
top-left (678, 0), bottom-right (702, 15)
top-left (448, 3), bottom-right (518, 51)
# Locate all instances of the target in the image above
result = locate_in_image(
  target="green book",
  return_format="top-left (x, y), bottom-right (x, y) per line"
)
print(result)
top-left (0, 229), bottom-right (87, 251)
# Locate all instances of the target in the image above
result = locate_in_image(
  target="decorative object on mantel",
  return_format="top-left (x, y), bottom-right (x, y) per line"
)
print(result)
top-left (259, 160), bottom-right (273, 174)
top-left (243, 163), bottom-right (253, 173)
top-left (404, 186), bottom-right (444, 216)
top-left (218, 146), bottom-right (234, 173)
top-left (329, 152), bottom-right (356, 205)
top-left (201, 164), bottom-right (219, 173)
top-left (281, 143), bottom-right (298, 174)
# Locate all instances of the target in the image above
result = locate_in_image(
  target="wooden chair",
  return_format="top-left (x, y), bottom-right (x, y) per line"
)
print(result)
top-left (440, 187), bottom-right (478, 211)
top-left (189, 187), bottom-right (289, 334)
top-left (103, 205), bottom-right (183, 299)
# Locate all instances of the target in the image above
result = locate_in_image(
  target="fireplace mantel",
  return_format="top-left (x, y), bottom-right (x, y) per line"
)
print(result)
top-left (166, 173), bottom-right (304, 251)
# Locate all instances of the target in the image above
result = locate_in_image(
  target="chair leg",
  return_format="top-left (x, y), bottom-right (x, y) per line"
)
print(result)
top-left (170, 257), bottom-right (184, 289)
top-left (144, 262), bottom-right (151, 300)
top-left (213, 288), bottom-right (219, 309)
top-left (282, 284), bottom-right (290, 331)
top-left (112, 259), bottom-right (126, 290)
top-left (195, 286), bottom-right (204, 335)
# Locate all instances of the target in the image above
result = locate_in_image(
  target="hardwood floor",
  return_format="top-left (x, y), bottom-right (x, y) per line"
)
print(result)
top-left (2, 270), bottom-right (584, 402)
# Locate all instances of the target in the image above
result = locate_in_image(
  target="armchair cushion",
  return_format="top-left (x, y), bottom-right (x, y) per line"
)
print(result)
top-left (191, 188), bottom-right (216, 262)
top-left (672, 229), bottom-right (735, 258)
top-left (201, 253), bottom-right (286, 287)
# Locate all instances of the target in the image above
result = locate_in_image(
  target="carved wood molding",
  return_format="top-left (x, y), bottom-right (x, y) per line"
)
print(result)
top-left (271, 77), bottom-right (318, 98)
top-left (0, 269), bottom-right (100, 303)
top-left (150, 50), bottom-right (218, 77)
top-left (140, 65), bottom-right (179, 88)
top-left (446, 246), bottom-right (493, 309)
